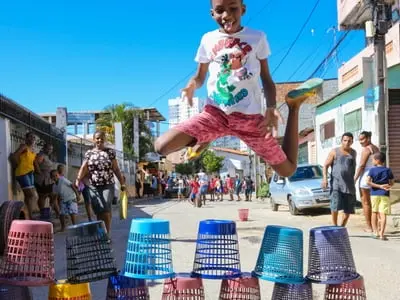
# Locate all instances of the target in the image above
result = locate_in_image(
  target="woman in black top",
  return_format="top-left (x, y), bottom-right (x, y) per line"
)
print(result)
top-left (75, 130), bottom-right (125, 234)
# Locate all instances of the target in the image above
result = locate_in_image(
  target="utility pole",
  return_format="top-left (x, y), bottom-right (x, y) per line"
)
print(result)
top-left (373, 0), bottom-right (392, 159)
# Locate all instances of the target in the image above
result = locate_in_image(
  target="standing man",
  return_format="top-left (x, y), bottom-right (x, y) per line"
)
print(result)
top-left (322, 132), bottom-right (357, 227)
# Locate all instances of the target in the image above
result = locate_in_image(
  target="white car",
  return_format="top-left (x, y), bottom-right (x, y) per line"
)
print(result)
top-left (269, 164), bottom-right (330, 215)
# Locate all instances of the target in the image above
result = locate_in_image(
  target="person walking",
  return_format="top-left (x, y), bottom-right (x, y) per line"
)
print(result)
top-left (12, 132), bottom-right (39, 220)
top-left (75, 130), bottom-right (125, 234)
top-left (322, 132), bottom-right (357, 227)
top-left (354, 131), bottom-right (379, 232)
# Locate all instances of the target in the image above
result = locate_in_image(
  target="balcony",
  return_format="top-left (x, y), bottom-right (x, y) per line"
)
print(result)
top-left (338, 22), bottom-right (400, 91)
top-left (338, 0), bottom-right (373, 30)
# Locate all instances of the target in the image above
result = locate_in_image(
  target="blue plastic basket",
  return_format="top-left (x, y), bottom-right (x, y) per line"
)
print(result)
top-left (252, 225), bottom-right (304, 284)
top-left (106, 275), bottom-right (149, 300)
top-left (307, 226), bottom-right (359, 284)
top-left (192, 220), bottom-right (241, 279)
top-left (123, 218), bottom-right (174, 280)
top-left (271, 282), bottom-right (313, 300)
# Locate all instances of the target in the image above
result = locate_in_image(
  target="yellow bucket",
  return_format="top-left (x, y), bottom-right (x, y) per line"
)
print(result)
top-left (48, 280), bottom-right (91, 299)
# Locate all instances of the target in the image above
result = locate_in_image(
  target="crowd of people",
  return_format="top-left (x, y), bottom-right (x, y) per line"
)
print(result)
top-left (163, 171), bottom-right (256, 207)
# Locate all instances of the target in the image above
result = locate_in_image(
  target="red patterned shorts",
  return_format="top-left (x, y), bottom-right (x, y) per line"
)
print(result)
top-left (174, 105), bottom-right (287, 166)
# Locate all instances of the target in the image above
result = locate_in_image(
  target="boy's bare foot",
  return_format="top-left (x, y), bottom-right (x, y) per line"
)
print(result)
top-left (285, 78), bottom-right (323, 109)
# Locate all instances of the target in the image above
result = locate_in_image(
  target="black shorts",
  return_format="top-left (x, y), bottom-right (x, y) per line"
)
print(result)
top-left (330, 190), bottom-right (356, 214)
top-left (35, 183), bottom-right (53, 194)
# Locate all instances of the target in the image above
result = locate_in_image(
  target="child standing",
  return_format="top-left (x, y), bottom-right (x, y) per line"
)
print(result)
top-left (154, 0), bottom-right (322, 178)
top-left (190, 175), bottom-right (201, 207)
top-left (51, 169), bottom-right (79, 231)
top-left (367, 152), bottom-right (394, 240)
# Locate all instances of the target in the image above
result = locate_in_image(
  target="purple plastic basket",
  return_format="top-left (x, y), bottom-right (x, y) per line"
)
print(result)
top-left (0, 284), bottom-right (32, 300)
top-left (271, 282), bottom-right (313, 300)
top-left (307, 226), bottom-right (359, 284)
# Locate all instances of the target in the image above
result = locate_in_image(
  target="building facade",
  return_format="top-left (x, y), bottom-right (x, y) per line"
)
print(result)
top-left (168, 97), bottom-right (203, 128)
top-left (315, 20), bottom-right (400, 179)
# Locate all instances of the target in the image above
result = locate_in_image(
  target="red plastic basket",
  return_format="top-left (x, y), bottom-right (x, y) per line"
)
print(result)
top-left (238, 209), bottom-right (249, 221)
top-left (0, 220), bottom-right (55, 286)
top-left (162, 275), bottom-right (204, 300)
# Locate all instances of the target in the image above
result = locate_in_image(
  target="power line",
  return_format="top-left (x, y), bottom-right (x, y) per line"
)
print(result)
top-left (307, 30), bottom-right (350, 79)
top-left (271, 0), bottom-right (321, 75)
top-left (287, 32), bottom-right (329, 81)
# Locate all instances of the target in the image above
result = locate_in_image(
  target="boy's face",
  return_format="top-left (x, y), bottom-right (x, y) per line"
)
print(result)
top-left (51, 172), bottom-right (59, 182)
top-left (211, 0), bottom-right (245, 34)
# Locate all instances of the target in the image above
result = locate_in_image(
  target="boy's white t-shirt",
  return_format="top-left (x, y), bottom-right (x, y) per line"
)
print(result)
top-left (195, 27), bottom-right (271, 115)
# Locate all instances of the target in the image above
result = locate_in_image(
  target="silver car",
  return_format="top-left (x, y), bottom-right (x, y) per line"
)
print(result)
top-left (269, 164), bottom-right (330, 215)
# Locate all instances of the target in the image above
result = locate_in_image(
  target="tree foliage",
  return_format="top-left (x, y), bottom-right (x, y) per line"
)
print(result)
top-left (201, 150), bottom-right (224, 174)
top-left (96, 103), bottom-right (154, 161)
top-left (175, 163), bottom-right (194, 175)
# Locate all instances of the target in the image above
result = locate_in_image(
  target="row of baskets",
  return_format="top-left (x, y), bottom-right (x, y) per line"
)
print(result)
top-left (0, 272), bottom-right (367, 299)
top-left (0, 218), bottom-right (366, 299)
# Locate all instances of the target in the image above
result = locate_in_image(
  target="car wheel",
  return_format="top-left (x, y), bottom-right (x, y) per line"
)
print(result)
top-left (288, 197), bottom-right (300, 215)
top-left (270, 197), bottom-right (279, 212)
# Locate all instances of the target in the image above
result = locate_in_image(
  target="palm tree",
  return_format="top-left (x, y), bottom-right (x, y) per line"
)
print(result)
top-left (96, 103), bottom-right (154, 160)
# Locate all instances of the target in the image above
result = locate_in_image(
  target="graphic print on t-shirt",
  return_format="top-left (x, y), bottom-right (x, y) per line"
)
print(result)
top-left (211, 38), bottom-right (253, 107)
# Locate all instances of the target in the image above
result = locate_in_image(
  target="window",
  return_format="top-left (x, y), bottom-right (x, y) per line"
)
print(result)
top-left (289, 165), bottom-right (323, 182)
top-left (320, 120), bottom-right (335, 141)
top-left (344, 109), bottom-right (362, 132)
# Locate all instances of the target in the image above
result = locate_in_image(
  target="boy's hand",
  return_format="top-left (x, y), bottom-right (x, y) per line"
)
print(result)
top-left (181, 81), bottom-right (196, 107)
top-left (381, 184), bottom-right (391, 191)
top-left (258, 108), bottom-right (284, 138)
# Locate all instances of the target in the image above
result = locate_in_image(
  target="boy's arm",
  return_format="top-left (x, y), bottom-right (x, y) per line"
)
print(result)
top-left (260, 59), bottom-right (283, 138)
top-left (70, 183), bottom-right (80, 199)
top-left (182, 63), bottom-right (209, 106)
top-left (366, 175), bottom-right (388, 190)
top-left (260, 59), bottom-right (276, 108)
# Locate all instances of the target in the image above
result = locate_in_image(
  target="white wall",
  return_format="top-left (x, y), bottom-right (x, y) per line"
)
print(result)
top-left (315, 96), bottom-right (379, 167)
top-left (0, 117), bottom-right (11, 203)
top-left (213, 150), bottom-right (250, 177)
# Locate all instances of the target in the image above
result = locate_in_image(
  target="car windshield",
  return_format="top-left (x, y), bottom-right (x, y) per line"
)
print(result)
top-left (288, 166), bottom-right (323, 182)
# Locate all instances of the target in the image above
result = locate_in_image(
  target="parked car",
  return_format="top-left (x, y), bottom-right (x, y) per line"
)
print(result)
top-left (164, 181), bottom-right (190, 199)
top-left (269, 164), bottom-right (330, 215)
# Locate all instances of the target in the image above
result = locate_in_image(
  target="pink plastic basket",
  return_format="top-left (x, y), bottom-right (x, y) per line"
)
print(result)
top-left (219, 273), bottom-right (261, 300)
top-left (0, 220), bottom-right (55, 286)
top-left (238, 209), bottom-right (249, 221)
top-left (162, 274), bottom-right (204, 300)
top-left (325, 276), bottom-right (367, 300)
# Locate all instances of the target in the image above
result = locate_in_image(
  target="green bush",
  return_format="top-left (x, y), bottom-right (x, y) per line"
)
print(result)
top-left (257, 182), bottom-right (270, 198)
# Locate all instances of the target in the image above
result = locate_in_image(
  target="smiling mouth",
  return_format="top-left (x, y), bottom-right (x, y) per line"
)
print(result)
top-left (222, 21), bottom-right (234, 32)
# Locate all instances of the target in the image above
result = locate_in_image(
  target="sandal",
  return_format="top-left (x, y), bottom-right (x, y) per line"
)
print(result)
top-left (379, 236), bottom-right (388, 241)
top-left (286, 78), bottom-right (324, 103)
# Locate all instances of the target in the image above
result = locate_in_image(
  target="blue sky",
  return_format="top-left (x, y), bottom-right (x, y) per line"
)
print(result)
top-left (0, 0), bottom-right (365, 133)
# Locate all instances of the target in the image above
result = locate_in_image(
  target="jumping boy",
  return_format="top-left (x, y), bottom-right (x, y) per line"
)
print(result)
top-left (155, 0), bottom-right (322, 178)
top-left (367, 152), bottom-right (394, 241)
top-left (51, 169), bottom-right (79, 231)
